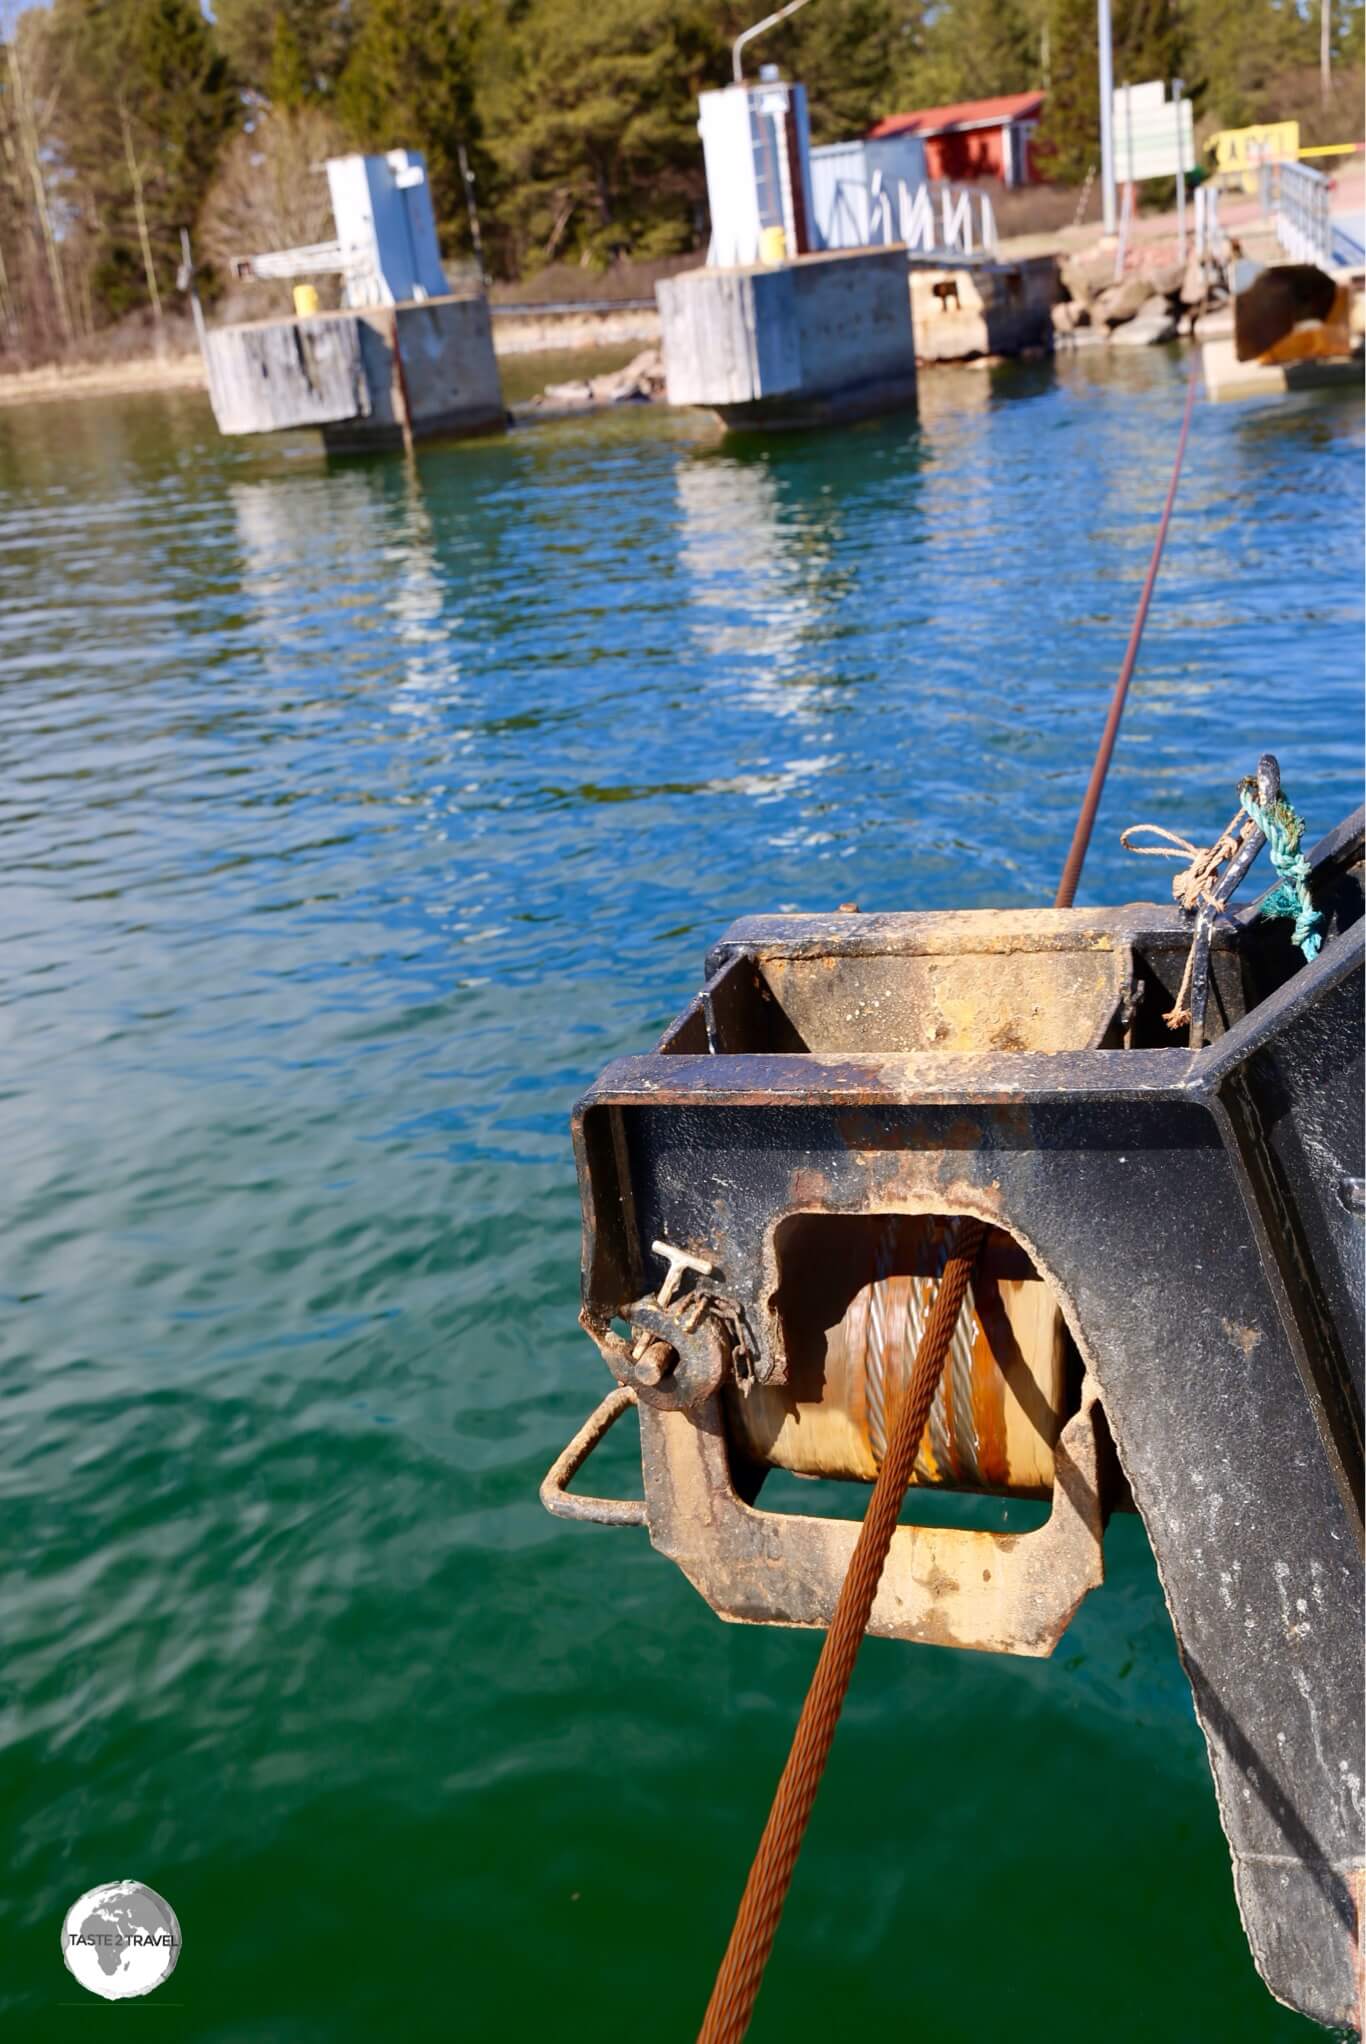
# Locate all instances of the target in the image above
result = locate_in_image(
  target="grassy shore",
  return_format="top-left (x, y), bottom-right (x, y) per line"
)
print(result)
top-left (0, 352), bottom-right (207, 409)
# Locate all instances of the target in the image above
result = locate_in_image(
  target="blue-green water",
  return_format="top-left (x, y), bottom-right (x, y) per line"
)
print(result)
top-left (1, 354), bottom-right (1361, 2041)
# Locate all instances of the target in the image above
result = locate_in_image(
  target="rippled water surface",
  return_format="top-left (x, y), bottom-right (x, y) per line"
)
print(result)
top-left (1, 353), bottom-right (1361, 2041)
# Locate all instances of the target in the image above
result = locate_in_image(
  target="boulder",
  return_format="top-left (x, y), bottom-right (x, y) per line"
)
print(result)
top-left (541, 378), bottom-right (595, 405)
top-left (1194, 305), bottom-right (1235, 340)
top-left (1095, 273), bottom-right (1152, 326)
top-left (1147, 260), bottom-right (1186, 299)
top-left (1051, 299), bottom-right (1090, 333)
top-left (528, 347), bottom-right (665, 412)
top-left (1059, 267), bottom-right (1090, 308)
top-left (1110, 310), bottom-right (1180, 346)
top-left (1060, 253), bottom-right (1112, 305)
top-left (595, 347), bottom-right (665, 402)
top-left (1179, 254), bottom-right (1210, 306)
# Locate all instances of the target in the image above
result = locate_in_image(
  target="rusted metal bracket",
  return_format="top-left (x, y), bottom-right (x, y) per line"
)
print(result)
top-left (540, 1370), bottom-right (1107, 1655)
top-left (637, 1377), bottom-right (1107, 1658)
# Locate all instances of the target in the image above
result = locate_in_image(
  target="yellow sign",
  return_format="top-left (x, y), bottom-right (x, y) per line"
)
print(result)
top-left (1208, 122), bottom-right (1300, 192)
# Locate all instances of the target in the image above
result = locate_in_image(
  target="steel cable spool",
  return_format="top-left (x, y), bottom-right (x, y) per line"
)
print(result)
top-left (729, 1217), bottom-right (1069, 1499)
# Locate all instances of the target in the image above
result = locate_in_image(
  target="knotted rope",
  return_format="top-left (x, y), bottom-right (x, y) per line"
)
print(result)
top-left (1120, 810), bottom-right (1247, 916)
top-left (1237, 782), bottom-right (1322, 959)
top-left (1120, 806), bottom-right (1250, 1026)
top-left (1122, 776), bottom-right (1321, 1028)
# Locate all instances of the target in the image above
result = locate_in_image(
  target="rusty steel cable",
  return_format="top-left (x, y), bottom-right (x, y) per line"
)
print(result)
top-left (696, 1217), bottom-right (985, 2044)
top-left (1054, 357), bottom-right (1200, 911)
top-left (696, 365), bottom-right (1201, 2044)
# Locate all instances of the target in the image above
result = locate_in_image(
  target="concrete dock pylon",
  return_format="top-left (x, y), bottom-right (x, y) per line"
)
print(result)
top-left (204, 297), bottom-right (505, 453)
top-left (657, 247), bottom-right (918, 431)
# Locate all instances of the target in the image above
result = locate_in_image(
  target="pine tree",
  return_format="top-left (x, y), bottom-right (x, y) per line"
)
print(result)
top-left (47, 0), bottom-right (238, 321)
top-left (212, 1), bottom-right (356, 101)
top-left (775, 0), bottom-right (927, 143)
top-left (484, 0), bottom-right (724, 268)
top-left (268, 14), bottom-right (313, 110)
top-left (336, 0), bottom-right (483, 252)
top-left (1032, 0), bottom-right (1101, 182)
top-left (1183, 0), bottom-right (1313, 126)
top-left (893, 0), bottom-right (1038, 108)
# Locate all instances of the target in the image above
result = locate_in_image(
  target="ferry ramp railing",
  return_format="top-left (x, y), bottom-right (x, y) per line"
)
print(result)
top-left (818, 174), bottom-right (999, 259)
top-left (891, 176), bottom-right (999, 256)
top-left (1258, 158), bottom-right (1345, 268)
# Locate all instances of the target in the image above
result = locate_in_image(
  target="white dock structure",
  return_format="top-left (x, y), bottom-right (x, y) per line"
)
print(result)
top-left (658, 246), bottom-right (919, 429)
top-left (201, 150), bottom-right (505, 453)
top-left (657, 70), bottom-right (918, 429)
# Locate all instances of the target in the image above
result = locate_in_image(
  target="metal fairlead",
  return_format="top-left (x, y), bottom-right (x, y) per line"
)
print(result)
top-left (545, 806), bottom-right (1365, 2034)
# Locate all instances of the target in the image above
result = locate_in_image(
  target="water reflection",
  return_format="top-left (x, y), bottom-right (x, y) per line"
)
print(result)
top-left (379, 461), bottom-right (462, 719)
top-left (230, 459), bottom-right (471, 721)
top-left (674, 455), bottom-right (837, 690)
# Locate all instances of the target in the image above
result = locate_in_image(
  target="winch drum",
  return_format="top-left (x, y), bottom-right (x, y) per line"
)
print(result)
top-left (730, 1215), bottom-right (1069, 1497)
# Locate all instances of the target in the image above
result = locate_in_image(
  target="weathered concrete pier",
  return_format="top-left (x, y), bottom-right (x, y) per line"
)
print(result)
top-left (205, 296), bottom-right (503, 452)
top-left (201, 150), bottom-right (505, 452)
top-left (658, 247), bottom-right (917, 428)
top-left (656, 73), bottom-right (918, 430)
top-left (906, 252), bottom-right (1056, 362)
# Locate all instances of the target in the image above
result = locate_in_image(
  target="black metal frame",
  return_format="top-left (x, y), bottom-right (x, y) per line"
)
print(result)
top-left (556, 810), bottom-right (1364, 2029)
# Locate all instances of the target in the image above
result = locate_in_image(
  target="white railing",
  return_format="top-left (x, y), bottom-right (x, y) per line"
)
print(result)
top-left (1259, 159), bottom-right (1334, 265)
top-left (229, 239), bottom-right (389, 305)
top-left (819, 179), bottom-right (876, 250)
top-left (232, 240), bottom-right (347, 281)
top-left (889, 176), bottom-right (998, 256)
top-left (1193, 182), bottom-right (1227, 264)
top-left (819, 174), bottom-right (998, 258)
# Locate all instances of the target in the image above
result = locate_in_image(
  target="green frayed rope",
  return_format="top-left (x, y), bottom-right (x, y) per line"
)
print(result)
top-left (1238, 782), bottom-right (1322, 959)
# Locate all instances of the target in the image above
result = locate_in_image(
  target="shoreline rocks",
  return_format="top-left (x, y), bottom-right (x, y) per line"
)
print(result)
top-left (1053, 251), bottom-right (1228, 349)
top-left (519, 347), bottom-right (666, 416)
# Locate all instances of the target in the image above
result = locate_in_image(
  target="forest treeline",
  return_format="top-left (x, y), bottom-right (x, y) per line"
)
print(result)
top-left (1, 0), bottom-right (1362, 358)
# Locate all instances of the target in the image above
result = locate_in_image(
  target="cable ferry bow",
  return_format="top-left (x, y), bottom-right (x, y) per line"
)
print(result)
top-left (545, 778), bottom-right (1364, 2035)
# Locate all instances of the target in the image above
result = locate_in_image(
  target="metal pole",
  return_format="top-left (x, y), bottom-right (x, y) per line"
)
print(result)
top-left (176, 226), bottom-right (216, 416)
top-left (1174, 79), bottom-right (1186, 265)
top-left (177, 227), bottom-right (207, 356)
top-left (1098, 0), bottom-right (1116, 234)
top-left (457, 142), bottom-right (485, 286)
top-left (1114, 81), bottom-right (1133, 278)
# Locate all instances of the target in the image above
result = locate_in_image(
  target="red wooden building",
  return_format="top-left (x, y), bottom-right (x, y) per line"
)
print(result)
top-left (868, 91), bottom-right (1046, 187)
